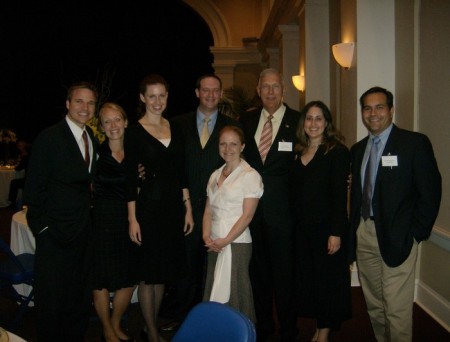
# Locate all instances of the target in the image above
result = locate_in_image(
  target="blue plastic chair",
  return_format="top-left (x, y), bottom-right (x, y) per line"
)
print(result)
top-left (171, 301), bottom-right (256, 342)
top-left (0, 237), bottom-right (34, 330)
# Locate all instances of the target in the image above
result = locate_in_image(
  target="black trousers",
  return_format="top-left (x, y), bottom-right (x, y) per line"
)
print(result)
top-left (249, 214), bottom-right (298, 341)
top-left (34, 227), bottom-right (91, 341)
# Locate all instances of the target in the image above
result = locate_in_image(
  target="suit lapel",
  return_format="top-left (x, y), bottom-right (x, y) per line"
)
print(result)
top-left (85, 125), bottom-right (98, 175)
top-left (62, 120), bottom-right (93, 175)
top-left (188, 112), bottom-right (202, 149)
top-left (354, 138), bottom-right (368, 195)
top-left (375, 125), bottom-right (398, 185)
top-left (264, 108), bottom-right (294, 164)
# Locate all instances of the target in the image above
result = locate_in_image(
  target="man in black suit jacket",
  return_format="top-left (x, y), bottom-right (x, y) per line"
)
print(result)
top-left (159, 74), bottom-right (240, 330)
top-left (349, 86), bottom-right (441, 341)
top-left (25, 82), bottom-right (98, 341)
top-left (240, 68), bottom-right (300, 341)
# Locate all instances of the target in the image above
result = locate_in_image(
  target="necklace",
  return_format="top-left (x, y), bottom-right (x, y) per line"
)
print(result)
top-left (222, 167), bottom-right (233, 178)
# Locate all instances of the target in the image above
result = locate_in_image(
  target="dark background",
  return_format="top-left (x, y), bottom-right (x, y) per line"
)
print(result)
top-left (0, 0), bottom-right (214, 143)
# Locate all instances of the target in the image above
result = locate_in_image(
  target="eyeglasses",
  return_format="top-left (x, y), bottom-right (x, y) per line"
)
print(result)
top-left (259, 84), bottom-right (282, 92)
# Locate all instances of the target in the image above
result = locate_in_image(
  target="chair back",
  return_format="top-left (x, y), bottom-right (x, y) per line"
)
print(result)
top-left (0, 236), bottom-right (34, 330)
top-left (0, 237), bottom-right (34, 284)
top-left (171, 301), bottom-right (256, 342)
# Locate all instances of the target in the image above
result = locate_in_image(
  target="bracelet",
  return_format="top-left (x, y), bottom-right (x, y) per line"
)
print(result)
top-left (183, 197), bottom-right (190, 203)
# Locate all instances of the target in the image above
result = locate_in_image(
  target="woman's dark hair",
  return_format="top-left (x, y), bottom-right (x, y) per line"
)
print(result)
top-left (294, 100), bottom-right (345, 154)
top-left (137, 74), bottom-right (169, 118)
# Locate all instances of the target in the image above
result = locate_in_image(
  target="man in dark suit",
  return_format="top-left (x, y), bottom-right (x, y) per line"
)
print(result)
top-left (240, 68), bottom-right (300, 341)
top-left (349, 86), bottom-right (441, 341)
top-left (24, 82), bottom-right (98, 341)
top-left (159, 74), bottom-right (240, 330)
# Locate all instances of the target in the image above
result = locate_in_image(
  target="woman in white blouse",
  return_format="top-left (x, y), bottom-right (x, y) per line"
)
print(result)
top-left (202, 125), bottom-right (263, 322)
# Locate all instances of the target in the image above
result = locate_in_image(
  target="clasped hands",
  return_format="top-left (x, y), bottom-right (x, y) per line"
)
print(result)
top-left (203, 236), bottom-right (227, 253)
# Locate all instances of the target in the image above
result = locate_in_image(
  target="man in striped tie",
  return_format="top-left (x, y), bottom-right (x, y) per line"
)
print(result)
top-left (240, 68), bottom-right (300, 341)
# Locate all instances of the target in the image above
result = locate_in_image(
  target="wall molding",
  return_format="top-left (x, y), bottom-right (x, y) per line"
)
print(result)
top-left (429, 225), bottom-right (450, 252)
top-left (415, 280), bottom-right (450, 332)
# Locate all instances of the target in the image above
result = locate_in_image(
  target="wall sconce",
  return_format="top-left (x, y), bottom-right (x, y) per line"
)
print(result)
top-left (292, 75), bottom-right (305, 92)
top-left (332, 42), bottom-right (355, 69)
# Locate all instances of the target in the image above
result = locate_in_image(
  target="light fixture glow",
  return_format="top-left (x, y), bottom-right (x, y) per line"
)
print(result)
top-left (332, 42), bottom-right (355, 69)
top-left (292, 75), bottom-right (305, 92)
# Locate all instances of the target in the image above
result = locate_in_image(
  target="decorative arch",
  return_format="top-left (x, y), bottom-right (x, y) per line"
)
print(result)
top-left (183, 0), bottom-right (231, 47)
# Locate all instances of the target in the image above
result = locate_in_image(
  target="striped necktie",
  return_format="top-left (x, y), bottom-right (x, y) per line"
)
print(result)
top-left (82, 130), bottom-right (90, 168)
top-left (258, 114), bottom-right (273, 163)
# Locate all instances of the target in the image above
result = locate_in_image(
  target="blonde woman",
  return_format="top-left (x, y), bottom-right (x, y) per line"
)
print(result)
top-left (202, 126), bottom-right (263, 322)
top-left (91, 102), bottom-right (136, 342)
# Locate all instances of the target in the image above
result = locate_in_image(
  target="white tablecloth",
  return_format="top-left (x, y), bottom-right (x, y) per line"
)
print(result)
top-left (10, 210), bottom-right (35, 304)
top-left (0, 167), bottom-right (23, 207)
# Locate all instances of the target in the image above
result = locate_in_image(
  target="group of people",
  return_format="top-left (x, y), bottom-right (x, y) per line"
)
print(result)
top-left (23, 68), bottom-right (441, 342)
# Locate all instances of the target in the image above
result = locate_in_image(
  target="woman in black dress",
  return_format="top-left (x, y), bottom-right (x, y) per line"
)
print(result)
top-left (124, 74), bottom-right (194, 342)
top-left (290, 101), bottom-right (351, 342)
top-left (91, 102), bottom-right (136, 342)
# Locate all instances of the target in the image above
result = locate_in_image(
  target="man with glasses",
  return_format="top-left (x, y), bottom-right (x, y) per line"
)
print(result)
top-left (240, 68), bottom-right (300, 341)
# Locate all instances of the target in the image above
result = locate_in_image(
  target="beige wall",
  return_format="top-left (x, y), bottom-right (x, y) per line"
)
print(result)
top-left (394, 0), bottom-right (415, 131)
top-left (419, 0), bottom-right (450, 235)
top-left (212, 0), bottom-right (265, 46)
top-left (417, 0), bottom-right (450, 311)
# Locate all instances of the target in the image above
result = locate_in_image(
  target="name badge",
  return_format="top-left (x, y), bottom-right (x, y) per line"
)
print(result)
top-left (382, 155), bottom-right (398, 167)
top-left (278, 142), bottom-right (292, 151)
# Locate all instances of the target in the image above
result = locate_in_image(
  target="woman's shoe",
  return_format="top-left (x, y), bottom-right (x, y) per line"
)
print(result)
top-left (119, 337), bottom-right (135, 342)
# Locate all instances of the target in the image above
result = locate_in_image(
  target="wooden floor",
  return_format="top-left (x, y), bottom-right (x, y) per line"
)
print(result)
top-left (1, 206), bottom-right (449, 341)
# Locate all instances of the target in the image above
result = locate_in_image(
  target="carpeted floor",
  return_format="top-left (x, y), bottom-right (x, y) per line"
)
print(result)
top-left (1, 206), bottom-right (449, 341)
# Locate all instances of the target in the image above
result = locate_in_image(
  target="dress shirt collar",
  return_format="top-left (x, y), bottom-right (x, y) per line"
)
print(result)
top-left (368, 123), bottom-right (393, 148)
top-left (65, 115), bottom-right (87, 141)
top-left (261, 104), bottom-right (286, 123)
top-left (196, 109), bottom-right (218, 132)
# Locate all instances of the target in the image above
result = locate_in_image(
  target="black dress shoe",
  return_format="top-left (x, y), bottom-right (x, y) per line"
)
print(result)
top-left (159, 320), bottom-right (180, 332)
top-left (140, 329), bottom-right (148, 341)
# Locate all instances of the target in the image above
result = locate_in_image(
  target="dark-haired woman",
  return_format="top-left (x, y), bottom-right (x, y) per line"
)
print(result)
top-left (290, 101), bottom-right (351, 342)
top-left (124, 74), bottom-right (193, 342)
